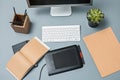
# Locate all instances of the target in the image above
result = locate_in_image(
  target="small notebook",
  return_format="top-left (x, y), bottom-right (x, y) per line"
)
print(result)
top-left (6, 37), bottom-right (50, 80)
top-left (45, 45), bottom-right (84, 75)
top-left (83, 27), bottom-right (120, 77)
top-left (12, 40), bottom-right (29, 53)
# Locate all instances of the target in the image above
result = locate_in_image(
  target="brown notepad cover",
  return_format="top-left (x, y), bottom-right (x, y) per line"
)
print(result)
top-left (6, 37), bottom-right (50, 80)
top-left (83, 27), bottom-right (120, 77)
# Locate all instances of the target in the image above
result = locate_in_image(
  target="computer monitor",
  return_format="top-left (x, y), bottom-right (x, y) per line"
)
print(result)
top-left (26, 0), bottom-right (92, 16)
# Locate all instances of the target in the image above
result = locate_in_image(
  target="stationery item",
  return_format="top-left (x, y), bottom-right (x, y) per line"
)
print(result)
top-left (12, 40), bottom-right (38, 67)
top-left (13, 7), bottom-right (16, 15)
top-left (83, 27), bottom-right (120, 77)
top-left (45, 45), bottom-right (84, 75)
top-left (12, 40), bottom-right (29, 53)
top-left (10, 7), bottom-right (30, 34)
top-left (6, 37), bottom-right (50, 80)
top-left (42, 25), bottom-right (80, 42)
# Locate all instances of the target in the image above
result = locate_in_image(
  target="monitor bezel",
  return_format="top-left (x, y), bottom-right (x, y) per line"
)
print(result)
top-left (26, 0), bottom-right (93, 8)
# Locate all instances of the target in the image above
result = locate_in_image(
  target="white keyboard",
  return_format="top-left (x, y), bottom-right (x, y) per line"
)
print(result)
top-left (42, 25), bottom-right (81, 42)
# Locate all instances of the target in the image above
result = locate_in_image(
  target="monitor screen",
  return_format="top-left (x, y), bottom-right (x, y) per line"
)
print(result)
top-left (27, 0), bottom-right (92, 7)
top-left (26, 0), bottom-right (92, 16)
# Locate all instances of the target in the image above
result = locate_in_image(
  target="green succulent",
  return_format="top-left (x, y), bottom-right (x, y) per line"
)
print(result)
top-left (87, 8), bottom-right (104, 24)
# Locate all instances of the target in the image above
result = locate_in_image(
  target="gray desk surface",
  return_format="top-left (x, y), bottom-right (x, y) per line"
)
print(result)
top-left (0, 0), bottom-right (120, 80)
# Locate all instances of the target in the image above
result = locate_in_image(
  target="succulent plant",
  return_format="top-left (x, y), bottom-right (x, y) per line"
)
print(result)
top-left (87, 8), bottom-right (104, 24)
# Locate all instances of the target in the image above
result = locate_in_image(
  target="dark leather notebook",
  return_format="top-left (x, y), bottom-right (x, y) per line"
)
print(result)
top-left (12, 40), bottom-right (29, 53)
top-left (45, 45), bottom-right (84, 76)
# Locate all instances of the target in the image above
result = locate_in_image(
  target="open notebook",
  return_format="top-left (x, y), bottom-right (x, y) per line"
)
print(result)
top-left (83, 27), bottom-right (120, 77)
top-left (6, 37), bottom-right (50, 80)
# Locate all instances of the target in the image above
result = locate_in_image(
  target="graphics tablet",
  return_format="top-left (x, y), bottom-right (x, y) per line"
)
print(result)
top-left (45, 45), bottom-right (83, 75)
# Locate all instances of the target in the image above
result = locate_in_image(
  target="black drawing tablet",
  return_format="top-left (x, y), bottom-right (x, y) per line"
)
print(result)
top-left (45, 45), bottom-right (83, 75)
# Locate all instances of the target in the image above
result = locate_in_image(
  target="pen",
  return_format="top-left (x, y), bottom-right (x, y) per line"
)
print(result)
top-left (13, 7), bottom-right (16, 15)
top-left (9, 21), bottom-right (22, 25)
top-left (24, 9), bottom-right (27, 16)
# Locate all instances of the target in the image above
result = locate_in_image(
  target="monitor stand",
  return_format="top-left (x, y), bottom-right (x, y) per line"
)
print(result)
top-left (50, 6), bottom-right (72, 16)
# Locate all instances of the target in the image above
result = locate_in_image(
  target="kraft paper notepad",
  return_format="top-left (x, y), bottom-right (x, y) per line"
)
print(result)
top-left (83, 27), bottom-right (120, 77)
top-left (6, 37), bottom-right (50, 80)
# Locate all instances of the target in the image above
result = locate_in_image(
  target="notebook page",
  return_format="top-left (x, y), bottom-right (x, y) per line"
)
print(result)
top-left (83, 27), bottom-right (120, 77)
top-left (6, 52), bottom-right (33, 80)
top-left (20, 37), bottom-right (50, 64)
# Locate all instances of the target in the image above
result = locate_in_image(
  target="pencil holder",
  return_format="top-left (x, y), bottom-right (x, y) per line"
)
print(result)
top-left (11, 14), bottom-right (30, 34)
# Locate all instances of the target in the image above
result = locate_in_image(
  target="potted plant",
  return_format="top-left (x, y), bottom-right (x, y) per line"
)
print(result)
top-left (87, 8), bottom-right (104, 28)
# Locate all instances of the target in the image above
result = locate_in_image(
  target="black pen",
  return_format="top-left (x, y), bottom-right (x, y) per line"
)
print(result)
top-left (23, 9), bottom-right (27, 21)
top-left (24, 9), bottom-right (27, 16)
top-left (9, 21), bottom-right (22, 25)
top-left (13, 7), bottom-right (16, 15)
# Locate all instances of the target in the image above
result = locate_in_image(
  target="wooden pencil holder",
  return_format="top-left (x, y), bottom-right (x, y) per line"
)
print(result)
top-left (11, 14), bottom-right (30, 34)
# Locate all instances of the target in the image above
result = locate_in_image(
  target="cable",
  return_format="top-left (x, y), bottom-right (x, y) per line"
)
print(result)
top-left (39, 64), bottom-right (46, 80)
